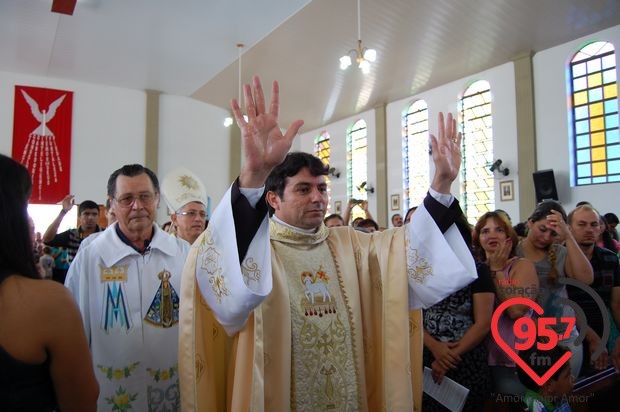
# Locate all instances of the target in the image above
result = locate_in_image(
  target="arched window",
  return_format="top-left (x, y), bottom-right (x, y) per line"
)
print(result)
top-left (346, 119), bottom-right (368, 221)
top-left (460, 80), bottom-right (494, 224)
top-left (314, 131), bottom-right (330, 166)
top-left (569, 41), bottom-right (619, 185)
top-left (402, 100), bottom-right (429, 211)
top-left (314, 131), bottom-right (331, 212)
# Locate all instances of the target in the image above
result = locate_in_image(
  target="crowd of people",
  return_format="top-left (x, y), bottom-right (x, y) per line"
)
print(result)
top-left (2, 75), bottom-right (620, 411)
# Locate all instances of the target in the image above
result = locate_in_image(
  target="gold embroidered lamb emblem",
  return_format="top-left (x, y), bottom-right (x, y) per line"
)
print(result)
top-left (300, 266), bottom-right (336, 317)
top-left (407, 248), bottom-right (432, 284)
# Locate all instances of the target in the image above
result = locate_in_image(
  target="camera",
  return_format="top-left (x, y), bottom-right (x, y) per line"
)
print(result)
top-left (489, 159), bottom-right (502, 172)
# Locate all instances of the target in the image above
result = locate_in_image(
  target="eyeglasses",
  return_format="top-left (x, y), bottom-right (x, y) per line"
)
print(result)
top-left (177, 210), bottom-right (207, 219)
top-left (115, 192), bottom-right (157, 208)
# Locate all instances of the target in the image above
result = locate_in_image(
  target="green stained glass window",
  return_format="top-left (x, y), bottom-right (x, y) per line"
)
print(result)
top-left (402, 100), bottom-right (429, 212)
top-left (460, 80), bottom-right (495, 225)
top-left (346, 119), bottom-right (368, 221)
top-left (570, 41), bottom-right (620, 185)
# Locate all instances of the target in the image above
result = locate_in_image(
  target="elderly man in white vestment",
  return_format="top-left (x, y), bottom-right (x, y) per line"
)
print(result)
top-left (66, 164), bottom-right (190, 411)
top-left (178, 76), bottom-right (477, 411)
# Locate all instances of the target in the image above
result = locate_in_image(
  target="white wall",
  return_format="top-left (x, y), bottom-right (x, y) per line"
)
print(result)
top-left (296, 108), bottom-right (377, 219)
top-left (387, 62), bottom-right (519, 221)
top-left (157, 95), bottom-right (231, 223)
top-left (0, 70), bottom-right (233, 227)
top-left (0, 70), bottom-right (146, 204)
top-left (534, 25), bottom-right (620, 214)
top-left (294, 62), bottom-right (519, 225)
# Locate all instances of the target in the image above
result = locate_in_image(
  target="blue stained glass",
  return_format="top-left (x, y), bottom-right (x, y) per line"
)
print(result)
top-left (609, 175), bottom-right (620, 182)
top-left (608, 130), bottom-right (620, 144)
top-left (592, 176), bottom-right (606, 184)
top-left (609, 160), bottom-right (620, 174)
top-left (577, 149), bottom-right (591, 163)
top-left (605, 99), bottom-right (618, 114)
top-left (578, 164), bottom-right (591, 177)
top-left (602, 55), bottom-right (616, 69)
top-left (576, 120), bottom-right (590, 134)
top-left (587, 59), bottom-right (602, 73)
top-left (589, 88), bottom-right (603, 102)
top-left (575, 106), bottom-right (589, 120)
top-left (578, 178), bottom-right (591, 185)
top-left (603, 69), bottom-right (617, 84)
top-left (576, 134), bottom-right (590, 148)
top-left (573, 63), bottom-right (587, 77)
top-left (573, 77), bottom-right (587, 91)
top-left (606, 114), bottom-right (619, 129)
top-left (607, 145), bottom-right (620, 159)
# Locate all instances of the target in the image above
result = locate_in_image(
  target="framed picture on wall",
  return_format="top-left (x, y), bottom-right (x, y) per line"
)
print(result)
top-left (500, 180), bottom-right (514, 201)
top-left (390, 194), bottom-right (400, 211)
top-left (335, 201), bottom-right (342, 215)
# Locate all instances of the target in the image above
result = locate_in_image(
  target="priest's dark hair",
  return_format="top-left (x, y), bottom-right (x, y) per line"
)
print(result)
top-left (265, 152), bottom-right (329, 215)
top-left (0, 154), bottom-right (39, 283)
top-left (266, 152), bottom-right (329, 196)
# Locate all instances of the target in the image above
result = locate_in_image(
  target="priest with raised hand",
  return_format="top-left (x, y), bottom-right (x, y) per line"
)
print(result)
top-left (179, 75), bottom-right (477, 411)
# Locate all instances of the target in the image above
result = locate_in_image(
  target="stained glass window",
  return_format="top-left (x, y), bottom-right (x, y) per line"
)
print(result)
top-left (314, 131), bottom-right (331, 212)
top-left (460, 80), bottom-right (495, 225)
top-left (569, 41), bottom-right (619, 185)
top-left (346, 119), bottom-right (368, 221)
top-left (402, 100), bottom-right (429, 212)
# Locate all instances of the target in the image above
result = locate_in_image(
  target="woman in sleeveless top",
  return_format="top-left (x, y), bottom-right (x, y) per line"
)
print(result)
top-left (472, 211), bottom-right (539, 398)
top-left (516, 200), bottom-right (593, 379)
top-left (0, 154), bottom-right (98, 411)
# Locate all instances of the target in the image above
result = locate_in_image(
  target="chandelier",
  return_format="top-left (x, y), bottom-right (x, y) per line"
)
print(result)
top-left (339, 0), bottom-right (376, 74)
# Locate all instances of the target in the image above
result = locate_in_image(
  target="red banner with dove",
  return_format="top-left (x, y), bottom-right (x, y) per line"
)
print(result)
top-left (12, 86), bottom-right (73, 204)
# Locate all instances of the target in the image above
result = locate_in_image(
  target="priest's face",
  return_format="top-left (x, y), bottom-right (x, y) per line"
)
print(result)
top-left (268, 167), bottom-right (328, 230)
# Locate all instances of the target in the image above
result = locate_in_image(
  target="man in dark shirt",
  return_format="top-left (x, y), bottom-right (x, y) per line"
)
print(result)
top-left (43, 194), bottom-right (101, 282)
top-left (567, 204), bottom-right (620, 376)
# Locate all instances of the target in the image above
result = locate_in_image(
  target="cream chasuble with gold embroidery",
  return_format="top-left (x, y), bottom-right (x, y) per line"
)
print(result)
top-left (179, 184), bottom-right (476, 412)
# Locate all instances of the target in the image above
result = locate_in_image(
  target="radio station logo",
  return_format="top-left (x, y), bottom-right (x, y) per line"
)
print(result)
top-left (491, 277), bottom-right (611, 386)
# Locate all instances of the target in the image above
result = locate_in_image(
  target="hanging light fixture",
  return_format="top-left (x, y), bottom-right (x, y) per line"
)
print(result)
top-left (339, 0), bottom-right (376, 74)
top-left (224, 43), bottom-right (245, 127)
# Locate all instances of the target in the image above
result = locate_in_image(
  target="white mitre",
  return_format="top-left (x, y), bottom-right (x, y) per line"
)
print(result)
top-left (161, 167), bottom-right (207, 213)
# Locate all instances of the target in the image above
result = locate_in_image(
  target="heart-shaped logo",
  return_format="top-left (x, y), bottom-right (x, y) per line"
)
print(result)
top-left (491, 297), bottom-right (572, 386)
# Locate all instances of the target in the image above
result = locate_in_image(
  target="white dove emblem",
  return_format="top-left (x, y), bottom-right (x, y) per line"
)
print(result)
top-left (21, 90), bottom-right (66, 137)
top-left (19, 90), bottom-right (67, 200)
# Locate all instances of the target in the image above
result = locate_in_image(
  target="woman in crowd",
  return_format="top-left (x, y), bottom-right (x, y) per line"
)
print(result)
top-left (0, 154), bottom-right (98, 411)
top-left (472, 211), bottom-right (539, 398)
top-left (597, 214), bottom-right (620, 253)
top-left (516, 200), bottom-right (593, 378)
top-left (423, 215), bottom-right (495, 411)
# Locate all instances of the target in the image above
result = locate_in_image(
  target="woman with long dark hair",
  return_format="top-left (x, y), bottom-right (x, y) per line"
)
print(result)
top-left (516, 200), bottom-right (593, 378)
top-left (0, 154), bottom-right (98, 411)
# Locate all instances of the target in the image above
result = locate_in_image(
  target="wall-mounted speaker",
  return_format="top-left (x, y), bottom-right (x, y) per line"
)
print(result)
top-left (533, 169), bottom-right (559, 203)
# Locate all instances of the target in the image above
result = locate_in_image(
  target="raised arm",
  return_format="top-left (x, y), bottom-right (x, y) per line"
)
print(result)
top-left (43, 194), bottom-right (74, 243)
top-left (430, 112), bottom-right (461, 195)
top-left (549, 210), bottom-right (593, 284)
top-left (422, 112), bottom-right (464, 231)
top-left (231, 76), bottom-right (304, 189)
